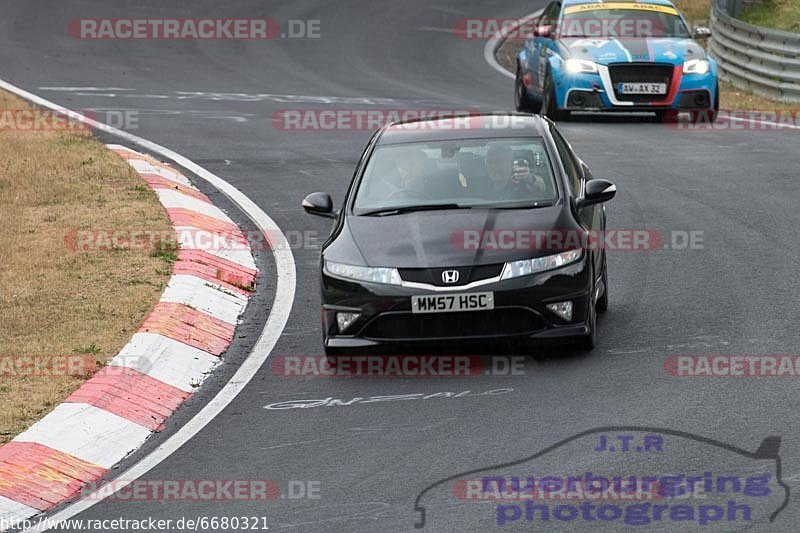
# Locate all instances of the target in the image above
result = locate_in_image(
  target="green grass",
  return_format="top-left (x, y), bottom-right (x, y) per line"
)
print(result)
top-left (741, 0), bottom-right (800, 32)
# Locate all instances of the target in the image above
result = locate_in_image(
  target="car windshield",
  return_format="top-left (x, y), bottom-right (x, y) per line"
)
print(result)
top-left (352, 138), bottom-right (558, 214)
top-left (559, 7), bottom-right (691, 39)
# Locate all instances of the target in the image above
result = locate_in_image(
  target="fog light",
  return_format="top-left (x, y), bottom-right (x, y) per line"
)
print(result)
top-left (546, 301), bottom-right (573, 321)
top-left (336, 312), bottom-right (360, 333)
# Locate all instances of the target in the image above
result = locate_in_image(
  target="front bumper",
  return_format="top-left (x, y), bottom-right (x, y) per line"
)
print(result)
top-left (552, 65), bottom-right (717, 112)
top-left (321, 256), bottom-right (592, 349)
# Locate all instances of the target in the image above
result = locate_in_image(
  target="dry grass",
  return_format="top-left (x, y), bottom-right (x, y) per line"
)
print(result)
top-left (496, 0), bottom-right (795, 112)
top-left (0, 90), bottom-right (172, 444)
top-left (673, 0), bottom-right (712, 24)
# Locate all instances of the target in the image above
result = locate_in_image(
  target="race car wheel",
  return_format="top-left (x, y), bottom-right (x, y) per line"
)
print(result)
top-left (515, 65), bottom-right (540, 113)
top-left (656, 110), bottom-right (679, 123)
top-left (712, 84), bottom-right (719, 121)
top-left (690, 86), bottom-right (719, 123)
top-left (542, 72), bottom-right (569, 121)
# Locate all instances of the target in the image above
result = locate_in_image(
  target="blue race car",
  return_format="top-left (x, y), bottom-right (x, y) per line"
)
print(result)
top-left (515, 0), bottom-right (718, 122)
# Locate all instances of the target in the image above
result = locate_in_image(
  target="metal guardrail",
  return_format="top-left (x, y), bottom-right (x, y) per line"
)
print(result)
top-left (709, 1), bottom-right (800, 102)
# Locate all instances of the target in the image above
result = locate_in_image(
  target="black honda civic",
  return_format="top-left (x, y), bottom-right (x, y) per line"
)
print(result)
top-left (302, 113), bottom-right (616, 354)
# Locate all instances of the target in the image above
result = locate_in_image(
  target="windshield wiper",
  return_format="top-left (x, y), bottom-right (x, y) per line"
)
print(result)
top-left (359, 203), bottom-right (469, 216)
top-left (490, 200), bottom-right (555, 209)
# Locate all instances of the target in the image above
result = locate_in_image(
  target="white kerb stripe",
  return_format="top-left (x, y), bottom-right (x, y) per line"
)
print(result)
top-left (159, 274), bottom-right (248, 324)
top-left (111, 332), bottom-right (219, 393)
top-left (0, 496), bottom-right (39, 525)
top-left (13, 404), bottom-right (151, 469)
top-left (184, 245), bottom-right (258, 271)
top-left (126, 159), bottom-right (194, 187)
top-left (155, 189), bottom-right (229, 221)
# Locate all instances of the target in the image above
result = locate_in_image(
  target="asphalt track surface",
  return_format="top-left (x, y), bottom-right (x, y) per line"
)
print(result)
top-left (3, 1), bottom-right (800, 531)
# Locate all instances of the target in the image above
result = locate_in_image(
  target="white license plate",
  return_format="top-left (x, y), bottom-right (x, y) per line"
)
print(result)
top-left (618, 82), bottom-right (667, 95)
top-left (411, 292), bottom-right (494, 314)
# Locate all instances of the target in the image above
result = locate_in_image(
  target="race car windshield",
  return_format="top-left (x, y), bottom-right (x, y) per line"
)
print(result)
top-left (559, 8), bottom-right (691, 39)
top-left (353, 138), bottom-right (558, 214)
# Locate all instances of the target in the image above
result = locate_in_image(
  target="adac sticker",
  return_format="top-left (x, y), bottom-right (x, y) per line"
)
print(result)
top-left (564, 3), bottom-right (679, 16)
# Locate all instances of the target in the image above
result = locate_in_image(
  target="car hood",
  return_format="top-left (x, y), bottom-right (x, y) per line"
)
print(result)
top-left (338, 205), bottom-right (578, 269)
top-left (561, 37), bottom-right (706, 66)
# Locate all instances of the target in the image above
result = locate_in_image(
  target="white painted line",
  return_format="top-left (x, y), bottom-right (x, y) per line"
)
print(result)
top-left (112, 332), bottom-right (219, 393)
top-left (175, 231), bottom-right (258, 271)
top-left (0, 78), bottom-right (296, 533)
top-left (13, 404), bottom-right (151, 469)
top-left (0, 497), bottom-right (40, 524)
top-left (155, 188), bottom-right (229, 221)
top-left (124, 158), bottom-right (195, 187)
top-left (199, 248), bottom-right (259, 271)
top-left (159, 274), bottom-right (248, 324)
top-left (483, 10), bottom-right (544, 79)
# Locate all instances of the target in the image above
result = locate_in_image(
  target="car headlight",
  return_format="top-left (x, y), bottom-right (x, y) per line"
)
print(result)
top-left (325, 260), bottom-right (402, 285)
top-left (683, 59), bottom-right (710, 75)
top-left (565, 58), bottom-right (598, 74)
top-left (500, 249), bottom-right (583, 280)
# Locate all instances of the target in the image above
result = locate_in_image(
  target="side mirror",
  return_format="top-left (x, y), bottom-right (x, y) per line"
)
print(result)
top-left (694, 26), bottom-right (712, 39)
top-left (302, 192), bottom-right (337, 218)
top-left (535, 24), bottom-right (552, 39)
top-left (576, 179), bottom-right (616, 209)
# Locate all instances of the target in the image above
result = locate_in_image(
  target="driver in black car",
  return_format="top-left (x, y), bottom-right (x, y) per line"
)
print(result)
top-left (395, 149), bottom-right (429, 195)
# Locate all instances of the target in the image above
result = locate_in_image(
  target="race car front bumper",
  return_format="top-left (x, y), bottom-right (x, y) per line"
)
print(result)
top-left (555, 63), bottom-right (717, 112)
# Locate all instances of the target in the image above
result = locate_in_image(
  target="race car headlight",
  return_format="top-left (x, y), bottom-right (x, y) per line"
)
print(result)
top-left (500, 249), bottom-right (583, 280)
top-left (325, 260), bottom-right (402, 285)
top-left (683, 59), bottom-right (710, 75)
top-left (565, 58), bottom-right (598, 74)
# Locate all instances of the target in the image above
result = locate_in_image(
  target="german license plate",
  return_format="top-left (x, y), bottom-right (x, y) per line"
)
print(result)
top-left (411, 292), bottom-right (494, 314)
top-left (618, 82), bottom-right (667, 95)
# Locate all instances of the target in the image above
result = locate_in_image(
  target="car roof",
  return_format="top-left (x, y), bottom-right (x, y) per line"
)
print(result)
top-left (377, 112), bottom-right (551, 145)
top-left (561, 0), bottom-right (676, 7)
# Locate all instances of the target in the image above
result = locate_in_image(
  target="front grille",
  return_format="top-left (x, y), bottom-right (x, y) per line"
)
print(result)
top-left (361, 309), bottom-right (541, 340)
top-left (608, 63), bottom-right (674, 103)
top-left (398, 263), bottom-right (503, 287)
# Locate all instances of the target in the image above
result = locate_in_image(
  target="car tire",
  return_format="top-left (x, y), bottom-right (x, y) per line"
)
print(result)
top-left (707, 85), bottom-right (719, 123)
top-left (515, 65), bottom-right (540, 113)
top-left (596, 252), bottom-right (609, 313)
top-left (542, 72), bottom-right (569, 121)
top-left (579, 299), bottom-right (597, 351)
top-left (656, 110), bottom-right (678, 123)
top-left (324, 344), bottom-right (339, 358)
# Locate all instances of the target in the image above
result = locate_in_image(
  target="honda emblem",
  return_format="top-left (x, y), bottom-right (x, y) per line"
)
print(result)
top-left (442, 270), bottom-right (460, 284)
